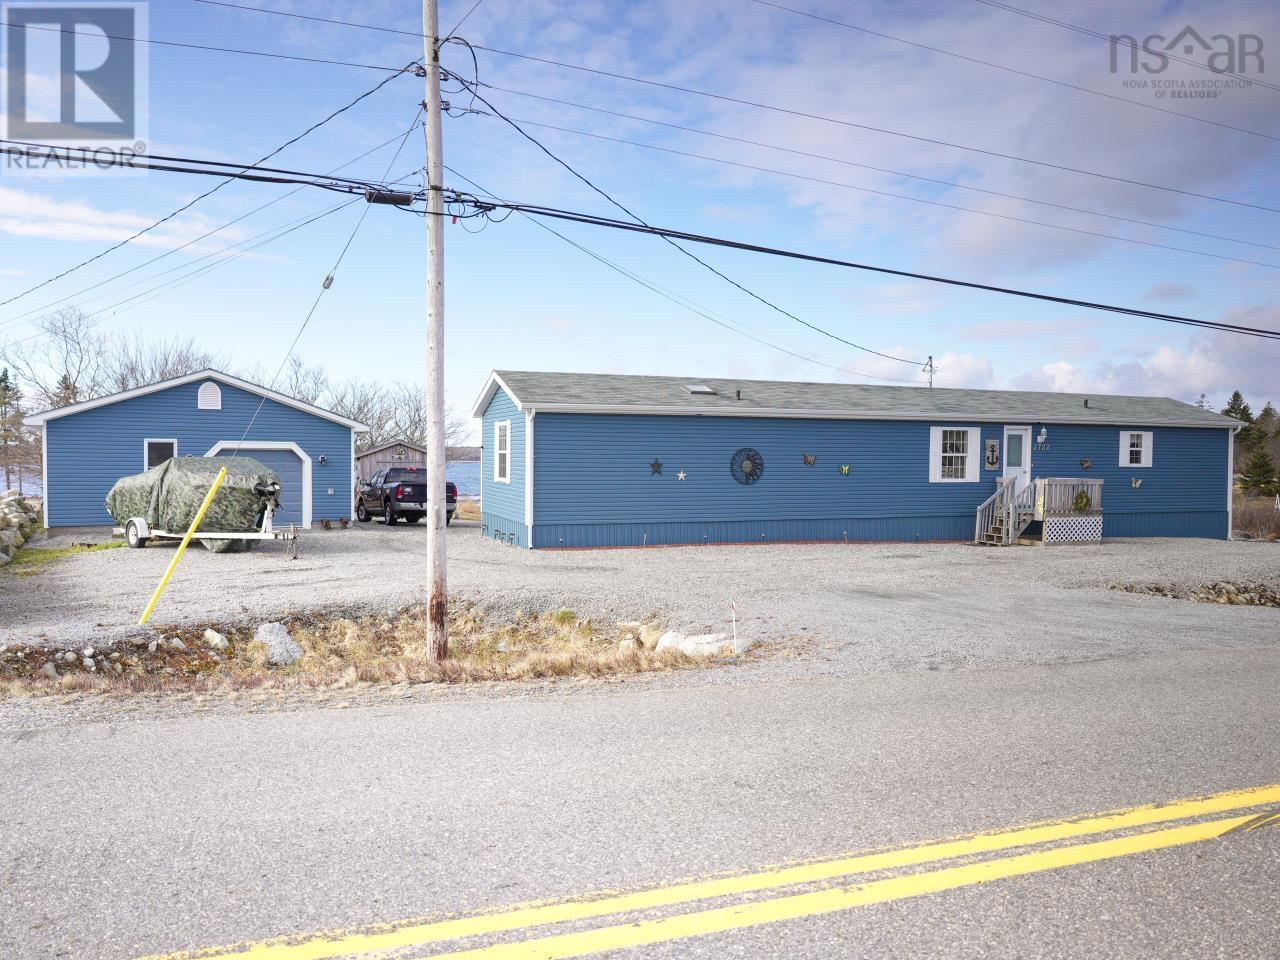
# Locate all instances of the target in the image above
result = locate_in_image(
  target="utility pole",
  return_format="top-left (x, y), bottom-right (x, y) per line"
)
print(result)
top-left (922, 355), bottom-right (936, 389)
top-left (423, 0), bottom-right (448, 660)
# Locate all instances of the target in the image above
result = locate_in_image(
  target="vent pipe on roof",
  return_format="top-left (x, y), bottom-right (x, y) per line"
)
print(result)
top-left (736, 389), bottom-right (741, 400)
top-left (1084, 398), bottom-right (1090, 408)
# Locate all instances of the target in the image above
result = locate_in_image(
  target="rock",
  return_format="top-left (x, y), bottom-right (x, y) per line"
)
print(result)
top-left (62, 651), bottom-right (77, 664)
top-left (202, 629), bottom-right (229, 652)
top-left (617, 635), bottom-right (643, 655)
top-left (39, 662), bottom-right (58, 680)
top-left (166, 637), bottom-right (187, 651)
top-left (83, 658), bottom-right (96, 671)
top-left (146, 640), bottom-right (158, 654)
top-left (82, 647), bottom-right (94, 658)
top-left (655, 631), bottom-right (733, 657)
top-left (255, 622), bottom-right (301, 667)
top-left (638, 623), bottom-right (665, 651)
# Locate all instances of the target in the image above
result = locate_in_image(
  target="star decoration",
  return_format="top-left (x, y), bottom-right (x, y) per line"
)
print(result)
top-left (676, 470), bottom-right (687, 481)
top-left (650, 459), bottom-right (663, 475)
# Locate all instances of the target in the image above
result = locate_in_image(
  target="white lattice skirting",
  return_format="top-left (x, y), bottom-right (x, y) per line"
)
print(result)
top-left (1044, 514), bottom-right (1103, 543)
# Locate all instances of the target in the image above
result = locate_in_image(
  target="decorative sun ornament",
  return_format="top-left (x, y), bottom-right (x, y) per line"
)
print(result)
top-left (729, 447), bottom-right (764, 485)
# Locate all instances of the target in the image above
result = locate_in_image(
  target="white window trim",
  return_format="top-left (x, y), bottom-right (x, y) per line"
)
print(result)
top-left (1120, 430), bottom-right (1153, 468)
top-left (143, 438), bottom-right (178, 470)
top-left (929, 426), bottom-right (981, 483)
top-left (204, 440), bottom-right (313, 529)
top-left (494, 419), bottom-right (512, 484)
top-left (197, 381), bottom-right (222, 410)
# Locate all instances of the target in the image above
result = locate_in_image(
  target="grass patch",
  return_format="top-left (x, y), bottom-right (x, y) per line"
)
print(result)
top-left (454, 499), bottom-right (481, 522)
top-left (1234, 494), bottom-right (1280, 541)
top-left (0, 604), bottom-right (728, 697)
top-left (4, 540), bottom-right (125, 577)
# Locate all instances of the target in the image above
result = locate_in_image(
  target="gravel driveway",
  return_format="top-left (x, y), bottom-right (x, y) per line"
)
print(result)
top-left (2, 520), bottom-right (1278, 672)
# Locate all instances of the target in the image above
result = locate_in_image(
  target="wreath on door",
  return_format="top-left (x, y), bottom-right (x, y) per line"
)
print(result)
top-left (730, 447), bottom-right (764, 485)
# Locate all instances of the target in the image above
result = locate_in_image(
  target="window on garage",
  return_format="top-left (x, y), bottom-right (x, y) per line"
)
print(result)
top-left (145, 439), bottom-right (176, 469)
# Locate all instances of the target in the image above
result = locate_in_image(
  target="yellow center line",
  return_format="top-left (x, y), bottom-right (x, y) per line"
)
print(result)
top-left (139, 784), bottom-right (1280, 960)
top-left (426, 812), bottom-right (1266, 960)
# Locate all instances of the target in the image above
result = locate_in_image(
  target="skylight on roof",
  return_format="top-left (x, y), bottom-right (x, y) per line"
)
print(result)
top-left (684, 384), bottom-right (716, 395)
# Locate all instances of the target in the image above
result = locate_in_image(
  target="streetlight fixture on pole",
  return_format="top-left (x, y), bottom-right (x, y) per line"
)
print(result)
top-left (422, 0), bottom-right (448, 660)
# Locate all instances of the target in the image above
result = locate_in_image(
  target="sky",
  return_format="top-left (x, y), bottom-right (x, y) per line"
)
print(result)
top-left (0, 0), bottom-right (1277, 441)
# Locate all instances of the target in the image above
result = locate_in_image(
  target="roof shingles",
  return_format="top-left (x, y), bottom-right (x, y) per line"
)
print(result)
top-left (491, 371), bottom-right (1236, 427)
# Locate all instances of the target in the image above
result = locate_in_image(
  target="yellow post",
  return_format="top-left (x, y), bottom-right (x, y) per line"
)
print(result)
top-left (138, 466), bottom-right (228, 626)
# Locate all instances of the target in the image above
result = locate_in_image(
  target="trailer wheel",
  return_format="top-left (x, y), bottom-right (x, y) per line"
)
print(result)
top-left (125, 520), bottom-right (148, 549)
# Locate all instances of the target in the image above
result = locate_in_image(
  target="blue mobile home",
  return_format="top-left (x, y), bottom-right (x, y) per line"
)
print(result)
top-left (472, 371), bottom-right (1240, 549)
top-left (25, 370), bottom-right (368, 529)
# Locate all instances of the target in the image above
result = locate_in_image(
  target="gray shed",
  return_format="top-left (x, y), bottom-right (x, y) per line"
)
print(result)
top-left (355, 439), bottom-right (428, 482)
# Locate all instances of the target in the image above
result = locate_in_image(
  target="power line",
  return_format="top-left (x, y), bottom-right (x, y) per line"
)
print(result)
top-left (463, 43), bottom-right (1280, 216)
top-left (5, 19), bottom-right (408, 72)
top-left (189, 0), bottom-right (1280, 213)
top-left (750, 0), bottom-right (1278, 143)
top-left (488, 114), bottom-right (1280, 272)
top-left (482, 84), bottom-right (1280, 253)
top-left (969, 0), bottom-right (1280, 96)
top-left (464, 200), bottom-right (1280, 341)
top-left (0, 123), bottom-right (424, 330)
top-left (447, 65), bottom-right (927, 366)
top-left (230, 117), bottom-right (421, 455)
top-left (445, 0), bottom-right (486, 39)
top-left (445, 166), bottom-right (926, 384)
top-left (0, 66), bottom-right (416, 309)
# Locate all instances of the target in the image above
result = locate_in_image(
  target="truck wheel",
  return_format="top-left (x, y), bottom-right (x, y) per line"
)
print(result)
top-left (355, 499), bottom-right (371, 522)
top-left (126, 520), bottom-right (148, 548)
top-left (383, 502), bottom-right (398, 525)
top-left (405, 514), bottom-right (423, 524)
top-left (445, 512), bottom-right (453, 527)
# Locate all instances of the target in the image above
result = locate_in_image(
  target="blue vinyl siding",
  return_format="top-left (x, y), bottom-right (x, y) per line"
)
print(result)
top-left (44, 379), bottom-right (354, 527)
top-left (523, 414), bottom-right (1229, 548)
top-left (479, 386), bottom-right (526, 547)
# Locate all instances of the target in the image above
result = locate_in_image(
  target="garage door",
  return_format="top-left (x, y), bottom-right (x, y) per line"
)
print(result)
top-left (216, 447), bottom-right (305, 526)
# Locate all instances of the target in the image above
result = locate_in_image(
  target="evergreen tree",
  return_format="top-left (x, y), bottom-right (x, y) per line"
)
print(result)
top-left (0, 368), bottom-right (23, 490)
top-left (1239, 446), bottom-right (1279, 495)
top-left (1256, 401), bottom-right (1278, 442)
top-left (1222, 390), bottom-right (1253, 423)
top-left (51, 373), bottom-right (78, 407)
top-left (1195, 393), bottom-right (1210, 409)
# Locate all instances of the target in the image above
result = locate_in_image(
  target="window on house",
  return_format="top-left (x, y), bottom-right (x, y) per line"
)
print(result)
top-left (197, 381), bottom-right (222, 410)
top-left (145, 439), bottom-right (176, 469)
top-left (941, 429), bottom-right (969, 479)
top-left (494, 420), bottom-right (511, 483)
top-left (1121, 431), bottom-right (1153, 467)
top-left (929, 426), bottom-right (980, 482)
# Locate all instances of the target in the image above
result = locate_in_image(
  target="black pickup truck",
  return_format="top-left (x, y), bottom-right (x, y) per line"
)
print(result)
top-left (355, 467), bottom-right (457, 526)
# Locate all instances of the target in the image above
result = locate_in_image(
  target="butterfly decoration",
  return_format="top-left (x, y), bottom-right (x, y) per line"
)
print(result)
top-left (839, 464), bottom-right (850, 476)
top-left (802, 453), bottom-right (817, 466)
top-left (1079, 458), bottom-right (1093, 470)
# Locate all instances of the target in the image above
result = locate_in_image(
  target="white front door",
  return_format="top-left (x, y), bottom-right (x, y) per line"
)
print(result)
top-left (1003, 426), bottom-right (1031, 494)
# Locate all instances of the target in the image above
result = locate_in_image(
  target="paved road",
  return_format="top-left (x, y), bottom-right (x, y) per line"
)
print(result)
top-left (2, 642), bottom-right (1278, 959)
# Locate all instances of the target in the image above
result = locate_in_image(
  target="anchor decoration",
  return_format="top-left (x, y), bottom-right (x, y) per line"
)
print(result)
top-left (984, 438), bottom-right (1000, 470)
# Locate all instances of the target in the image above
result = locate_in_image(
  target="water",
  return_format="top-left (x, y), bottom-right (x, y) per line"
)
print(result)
top-left (447, 460), bottom-right (481, 499)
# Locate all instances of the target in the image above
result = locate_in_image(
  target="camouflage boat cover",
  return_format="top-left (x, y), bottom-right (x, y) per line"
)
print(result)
top-left (105, 456), bottom-right (281, 533)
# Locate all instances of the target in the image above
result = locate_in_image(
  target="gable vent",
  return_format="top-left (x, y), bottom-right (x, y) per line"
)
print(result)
top-left (197, 381), bottom-right (222, 410)
top-left (683, 384), bottom-right (716, 395)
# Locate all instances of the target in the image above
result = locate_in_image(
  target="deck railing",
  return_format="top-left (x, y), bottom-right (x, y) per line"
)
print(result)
top-left (975, 477), bottom-right (1014, 544)
top-left (1035, 477), bottom-right (1104, 517)
top-left (975, 478), bottom-right (1036, 545)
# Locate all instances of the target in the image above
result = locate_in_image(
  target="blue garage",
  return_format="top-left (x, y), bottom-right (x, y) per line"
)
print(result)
top-left (26, 369), bottom-right (368, 529)
top-left (473, 370), bottom-right (1241, 549)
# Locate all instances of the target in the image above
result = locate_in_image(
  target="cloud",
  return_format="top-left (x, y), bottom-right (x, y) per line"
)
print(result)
top-left (1144, 282), bottom-right (1198, 302)
top-left (1006, 307), bottom-right (1280, 406)
top-left (0, 187), bottom-right (249, 252)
